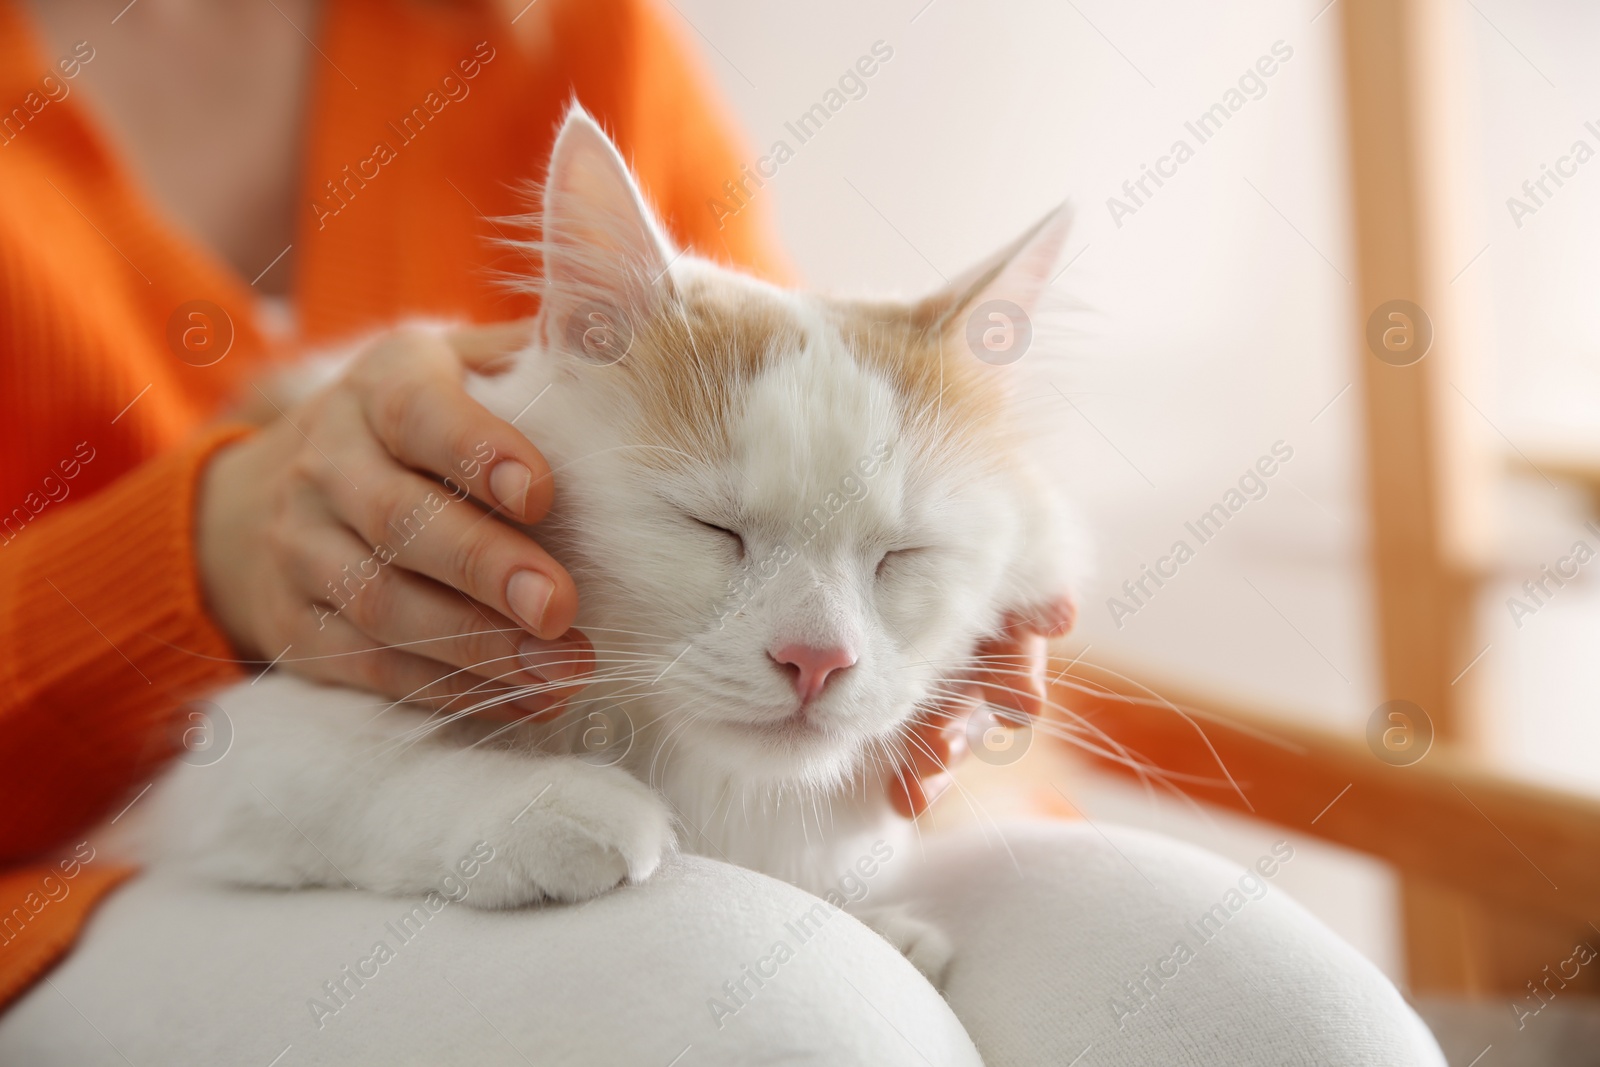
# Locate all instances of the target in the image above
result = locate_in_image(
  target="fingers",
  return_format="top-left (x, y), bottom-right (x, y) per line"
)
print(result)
top-left (251, 320), bottom-right (589, 709)
top-left (974, 628), bottom-right (1047, 721)
top-left (970, 602), bottom-right (1074, 719)
top-left (320, 427), bottom-right (579, 640)
top-left (295, 614), bottom-right (566, 720)
top-left (889, 772), bottom-right (950, 820)
top-left (351, 328), bottom-right (555, 524)
top-left (887, 597), bottom-right (1075, 819)
top-left (888, 689), bottom-right (978, 818)
top-left (900, 711), bottom-right (961, 779)
top-left (294, 516), bottom-right (590, 689)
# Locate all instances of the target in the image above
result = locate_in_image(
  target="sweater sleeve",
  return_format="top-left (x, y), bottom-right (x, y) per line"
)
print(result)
top-left (0, 423), bottom-right (254, 863)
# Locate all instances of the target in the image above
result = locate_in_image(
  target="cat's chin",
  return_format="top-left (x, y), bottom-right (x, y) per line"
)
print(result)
top-left (722, 714), bottom-right (829, 745)
top-left (680, 715), bottom-right (864, 785)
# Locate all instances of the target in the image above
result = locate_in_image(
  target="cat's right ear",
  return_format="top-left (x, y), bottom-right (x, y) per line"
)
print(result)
top-left (539, 106), bottom-right (677, 365)
top-left (909, 204), bottom-right (1070, 346)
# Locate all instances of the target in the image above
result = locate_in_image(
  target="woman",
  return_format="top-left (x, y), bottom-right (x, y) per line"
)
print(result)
top-left (0, 1), bottom-right (1443, 1063)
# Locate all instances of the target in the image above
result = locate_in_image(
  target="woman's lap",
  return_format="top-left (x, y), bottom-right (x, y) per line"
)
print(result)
top-left (892, 821), bottom-right (1445, 1066)
top-left (0, 855), bottom-right (977, 1066)
top-left (0, 822), bottom-right (1444, 1066)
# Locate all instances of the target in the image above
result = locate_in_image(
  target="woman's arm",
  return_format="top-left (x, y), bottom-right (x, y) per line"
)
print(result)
top-left (0, 323), bottom-right (589, 865)
top-left (0, 425), bottom-right (250, 863)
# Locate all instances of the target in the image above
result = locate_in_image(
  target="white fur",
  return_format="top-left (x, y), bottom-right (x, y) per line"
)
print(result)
top-left (111, 108), bottom-right (1084, 986)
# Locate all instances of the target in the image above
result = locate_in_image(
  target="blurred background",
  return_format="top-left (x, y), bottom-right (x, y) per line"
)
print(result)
top-left (671, 0), bottom-right (1600, 1060)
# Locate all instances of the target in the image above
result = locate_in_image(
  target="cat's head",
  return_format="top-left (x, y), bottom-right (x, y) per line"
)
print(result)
top-left (491, 108), bottom-right (1083, 790)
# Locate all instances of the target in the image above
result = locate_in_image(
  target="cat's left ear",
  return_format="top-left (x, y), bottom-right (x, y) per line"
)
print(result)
top-left (911, 204), bottom-right (1071, 343)
top-left (539, 105), bottom-right (678, 365)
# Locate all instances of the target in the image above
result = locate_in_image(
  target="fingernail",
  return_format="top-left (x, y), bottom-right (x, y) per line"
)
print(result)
top-left (490, 461), bottom-right (533, 517)
top-left (506, 570), bottom-right (554, 633)
top-left (520, 639), bottom-right (584, 682)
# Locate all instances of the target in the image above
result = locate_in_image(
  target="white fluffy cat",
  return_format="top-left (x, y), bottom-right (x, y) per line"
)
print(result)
top-left (117, 109), bottom-right (1083, 984)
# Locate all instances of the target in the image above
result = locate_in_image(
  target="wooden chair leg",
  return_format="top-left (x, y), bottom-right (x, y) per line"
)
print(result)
top-left (1340, 0), bottom-right (1502, 991)
top-left (1401, 879), bottom-right (1494, 993)
top-left (1403, 877), bottom-right (1600, 1002)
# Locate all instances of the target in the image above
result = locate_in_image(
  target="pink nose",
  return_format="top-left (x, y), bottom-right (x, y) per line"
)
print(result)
top-left (769, 644), bottom-right (856, 703)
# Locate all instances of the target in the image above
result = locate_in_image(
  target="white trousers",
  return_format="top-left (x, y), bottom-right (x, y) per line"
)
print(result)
top-left (0, 822), bottom-right (1445, 1065)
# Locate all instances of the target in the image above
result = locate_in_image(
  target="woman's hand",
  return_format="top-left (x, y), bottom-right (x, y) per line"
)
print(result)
top-left (197, 322), bottom-right (592, 716)
top-left (888, 601), bottom-right (1075, 818)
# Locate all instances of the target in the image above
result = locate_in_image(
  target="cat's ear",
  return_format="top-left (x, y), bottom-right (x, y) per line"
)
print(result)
top-left (910, 204), bottom-right (1070, 342)
top-left (539, 106), bottom-right (677, 364)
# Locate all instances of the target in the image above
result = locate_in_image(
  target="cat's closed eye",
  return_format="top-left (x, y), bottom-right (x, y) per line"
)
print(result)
top-left (875, 547), bottom-right (926, 578)
top-left (691, 517), bottom-right (745, 559)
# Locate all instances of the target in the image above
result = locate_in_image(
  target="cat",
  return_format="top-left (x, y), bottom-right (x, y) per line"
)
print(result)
top-left (116, 107), bottom-right (1084, 985)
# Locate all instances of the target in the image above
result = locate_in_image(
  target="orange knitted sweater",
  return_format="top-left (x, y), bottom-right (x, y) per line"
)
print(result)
top-left (0, 0), bottom-right (783, 1009)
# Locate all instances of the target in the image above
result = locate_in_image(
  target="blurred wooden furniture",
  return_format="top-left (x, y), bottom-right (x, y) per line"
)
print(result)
top-left (1050, 0), bottom-right (1599, 998)
top-left (1051, 663), bottom-right (1600, 997)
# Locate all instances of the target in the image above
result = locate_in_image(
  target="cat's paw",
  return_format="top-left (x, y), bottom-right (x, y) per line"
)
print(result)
top-left (854, 904), bottom-right (955, 988)
top-left (466, 759), bottom-right (675, 908)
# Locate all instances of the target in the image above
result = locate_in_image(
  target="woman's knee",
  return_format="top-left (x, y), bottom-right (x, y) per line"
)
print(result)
top-left (457, 852), bottom-right (980, 1065)
top-left (0, 856), bottom-right (979, 1067)
top-left (892, 822), bottom-right (1445, 1067)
